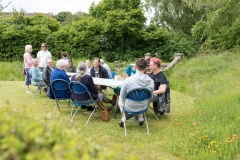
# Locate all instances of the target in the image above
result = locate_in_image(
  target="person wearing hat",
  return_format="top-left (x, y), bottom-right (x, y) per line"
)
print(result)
top-left (149, 57), bottom-right (169, 115)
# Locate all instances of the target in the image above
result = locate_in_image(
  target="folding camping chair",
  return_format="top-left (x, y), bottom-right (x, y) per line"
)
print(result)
top-left (150, 81), bottom-right (171, 121)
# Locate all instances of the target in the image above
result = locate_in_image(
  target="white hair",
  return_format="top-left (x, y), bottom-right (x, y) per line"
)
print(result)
top-left (100, 59), bottom-right (104, 64)
top-left (56, 59), bottom-right (68, 68)
top-left (86, 60), bottom-right (90, 63)
top-left (31, 58), bottom-right (38, 63)
top-left (25, 45), bottom-right (32, 52)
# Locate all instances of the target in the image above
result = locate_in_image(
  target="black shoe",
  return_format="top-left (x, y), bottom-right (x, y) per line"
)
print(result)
top-left (81, 105), bottom-right (88, 109)
top-left (126, 114), bottom-right (133, 120)
top-left (118, 121), bottom-right (124, 127)
top-left (43, 87), bottom-right (48, 92)
top-left (87, 106), bottom-right (95, 111)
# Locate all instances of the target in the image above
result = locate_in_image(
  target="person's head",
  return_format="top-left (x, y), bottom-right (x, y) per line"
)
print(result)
top-left (25, 45), bottom-right (32, 53)
top-left (31, 58), bottom-right (38, 68)
top-left (149, 57), bottom-right (161, 72)
top-left (86, 60), bottom-right (91, 67)
top-left (100, 59), bottom-right (104, 66)
top-left (61, 52), bottom-right (68, 59)
top-left (67, 58), bottom-right (73, 67)
top-left (93, 58), bottom-right (100, 69)
top-left (46, 58), bottom-right (53, 68)
top-left (135, 58), bottom-right (148, 72)
top-left (41, 43), bottom-right (48, 51)
top-left (76, 62), bottom-right (87, 81)
top-left (56, 59), bottom-right (68, 71)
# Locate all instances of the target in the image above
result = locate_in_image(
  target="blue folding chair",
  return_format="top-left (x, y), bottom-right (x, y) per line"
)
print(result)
top-left (50, 79), bottom-right (71, 115)
top-left (69, 81), bottom-right (99, 125)
top-left (119, 87), bottom-right (152, 136)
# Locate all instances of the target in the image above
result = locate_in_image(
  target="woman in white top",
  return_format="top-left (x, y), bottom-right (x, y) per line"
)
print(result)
top-left (37, 43), bottom-right (52, 70)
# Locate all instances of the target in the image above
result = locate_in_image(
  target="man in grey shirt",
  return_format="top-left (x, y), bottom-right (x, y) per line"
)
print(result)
top-left (118, 58), bottom-right (154, 126)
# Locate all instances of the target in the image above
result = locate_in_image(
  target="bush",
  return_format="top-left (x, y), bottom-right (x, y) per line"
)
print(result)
top-left (0, 106), bottom-right (135, 160)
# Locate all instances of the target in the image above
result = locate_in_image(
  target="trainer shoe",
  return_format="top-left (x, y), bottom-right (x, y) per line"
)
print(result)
top-left (138, 118), bottom-right (144, 125)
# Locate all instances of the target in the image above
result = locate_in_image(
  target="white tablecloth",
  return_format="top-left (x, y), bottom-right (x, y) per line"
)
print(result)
top-left (93, 77), bottom-right (123, 87)
top-left (66, 72), bottom-right (123, 87)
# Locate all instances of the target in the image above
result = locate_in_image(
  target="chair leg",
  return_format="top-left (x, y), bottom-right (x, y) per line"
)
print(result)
top-left (70, 107), bottom-right (80, 122)
top-left (144, 113), bottom-right (149, 134)
top-left (45, 98), bottom-right (51, 105)
top-left (149, 106), bottom-right (160, 121)
top-left (86, 107), bottom-right (97, 125)
top-left (122, 111), bottom-right (127, 136)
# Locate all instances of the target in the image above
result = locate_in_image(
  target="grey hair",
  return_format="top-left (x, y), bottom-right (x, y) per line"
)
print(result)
top-left (31, 58), bottom-right (38, 63)
top-left (86, 60), bottom-right (90, 63)
top-left (25, 45), bottom-right (32, 52)
top-left (56, 59), bottom-right (68, 68)
top-left (100, 59), bottom-right (104, 64)
top-left (76, 62), bottom-right (87, 81)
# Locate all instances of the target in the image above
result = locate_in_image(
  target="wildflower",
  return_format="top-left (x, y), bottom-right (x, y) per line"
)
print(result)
top-left (211, 150), bottom-right (216, 154)
top-left (226, 139), bottom-right (233, 143)
top-left (192, 122), bottom-right (197, 126)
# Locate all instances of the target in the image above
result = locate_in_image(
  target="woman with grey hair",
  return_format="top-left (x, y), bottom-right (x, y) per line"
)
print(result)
top-left (71, 62), bottom-right (117, 111)
top-left (29, 59), bottom-right (46, 86)
top-left (23, 45), bottom-right (33, 93)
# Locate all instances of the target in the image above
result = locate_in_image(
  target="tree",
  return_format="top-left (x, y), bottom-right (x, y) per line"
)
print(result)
top-left (186, 0), bottom-right (240, 49)
top-left (143, 0), bottom-right (206, 35)
top-left (89, 0), bottom-right (146, 60)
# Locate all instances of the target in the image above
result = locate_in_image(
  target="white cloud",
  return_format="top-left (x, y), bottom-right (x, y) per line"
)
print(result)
top-left (2, 0), bottom-right (101, 14)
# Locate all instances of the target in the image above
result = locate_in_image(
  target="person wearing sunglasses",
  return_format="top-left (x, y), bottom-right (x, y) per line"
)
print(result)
top-left (37, 43), bottom-right (52, 71)
top-left (43, 58), bottom-right (55, 87)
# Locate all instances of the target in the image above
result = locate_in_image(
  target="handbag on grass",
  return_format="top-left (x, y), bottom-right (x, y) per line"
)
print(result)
top-left (101, 108), bottom-right (109, 122)
top-left (22, 67), bottom-right (26, 75)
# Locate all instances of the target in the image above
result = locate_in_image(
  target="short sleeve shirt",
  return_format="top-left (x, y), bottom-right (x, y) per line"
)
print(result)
top-left (149, 71), bottom-right (168, 91)
top-left (37, 50), bottom-right (52, 68)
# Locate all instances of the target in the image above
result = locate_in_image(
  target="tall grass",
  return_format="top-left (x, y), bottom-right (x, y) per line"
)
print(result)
top-left (164, 50), bottom-right (240, 159)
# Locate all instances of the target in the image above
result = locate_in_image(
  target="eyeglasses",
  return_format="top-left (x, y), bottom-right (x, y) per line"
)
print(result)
top-left (41, 46), bottom-right (45, 48)
top-left (48, 62), bottom-right (53, 63)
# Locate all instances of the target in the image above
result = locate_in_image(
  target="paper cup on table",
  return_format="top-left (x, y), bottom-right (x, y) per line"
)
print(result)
top-left (114, 75), bottom-right (118, 80)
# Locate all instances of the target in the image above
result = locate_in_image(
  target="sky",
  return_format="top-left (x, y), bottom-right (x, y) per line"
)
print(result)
top-left (2, 0), bottom-right (101, 14)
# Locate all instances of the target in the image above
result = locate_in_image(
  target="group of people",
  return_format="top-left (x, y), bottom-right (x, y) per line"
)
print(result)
top-left (23, 43), bottom-right (77, 93)
top-left (23, 43), bottom-right (169, 125)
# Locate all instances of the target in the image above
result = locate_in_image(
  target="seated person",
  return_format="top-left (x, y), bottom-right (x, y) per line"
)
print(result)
top-left (49, 59), bottom-right (71, 99)
top-left (43, 58), bottom-right (55, 87)
top-left (29, 58), bottom-right (46, 87)
top-left (66, 58), bottom-right (76, 73)
top-left (100, 59), bottom-right (112, 79)
top-left (61, 51), bottom-right (68, 60)
top-left (118, 58), bottom-right (154, 126)
top-left (90, 57), bottom-right (109, 91)
top-left (85, 60), bottom-right (92, 75)
top-left (71, 62), bottom-right (117, 111)
top-left (125, 64), bottom-right (136, 77)
top-left (149, 57), bottom-right (168, 115)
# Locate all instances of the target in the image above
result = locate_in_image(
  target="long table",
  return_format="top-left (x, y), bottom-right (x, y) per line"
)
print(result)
top-left (93, 77), bottom-right (123, 87)
top-left (66, 72), bottom-right (124, 87)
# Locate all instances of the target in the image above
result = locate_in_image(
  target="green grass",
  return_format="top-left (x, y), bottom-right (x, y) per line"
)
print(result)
top-left (0, 81), bottom-right (193, 160)
top-left (1, 49), bottom-right (240, 159)
top-left (165, 49), bottom-right (240, 159)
